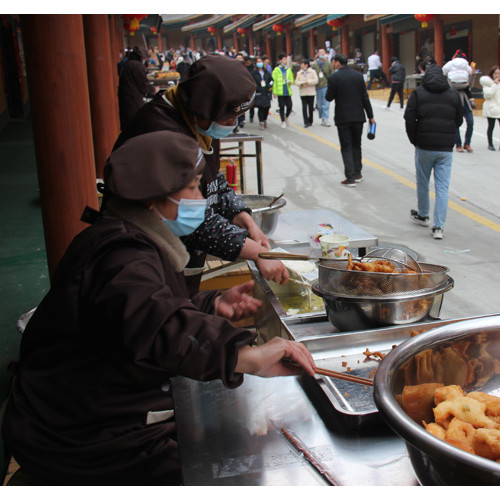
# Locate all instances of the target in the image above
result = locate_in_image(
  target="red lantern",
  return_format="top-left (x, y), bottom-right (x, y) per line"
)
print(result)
top-left (237, 27), bottom-right (248, 37)
top-left (207, 26), bottom-right (217, 35)
top-left (326, 19), bottom-right (342, 32)
top-left (150, 26), bottom-right (158, 35)
top-left (122, 15), bottom-right (147, 35)
top-left (272, 23), bottom-right (285, 36)
top-left (414, 14), bottom-right (435, 28)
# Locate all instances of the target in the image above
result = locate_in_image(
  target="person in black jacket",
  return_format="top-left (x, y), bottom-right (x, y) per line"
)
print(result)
top-left (250, 56), bottom-right (273, 129)
top-left (117, 46), bottom-right (159, 130)
top-left (326, 53), bottom-right (375, 186)
top-left (385, 57), bottom-right (406, 110)
top-left (404, 64), bottom-right (463, 240)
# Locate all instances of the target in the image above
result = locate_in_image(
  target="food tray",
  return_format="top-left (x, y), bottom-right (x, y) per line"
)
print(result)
top-left (282, 314), bottom-right (498, 430)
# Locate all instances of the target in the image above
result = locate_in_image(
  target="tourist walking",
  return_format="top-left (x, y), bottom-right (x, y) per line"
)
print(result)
top-left (404, 65), bottom-right (463, 240)
top-left (479, 65), bottom-right (500, 151)
top-left (385, 57), bottom-right (406, 110)
top-left (312, 48), bottom-right (334, 127)
top-left (443, 50), bottom-right (474, 152)
top-left (250, 57), bottom-right (273, 130)
top-left (272, 54), bottom-right (294, 128)
top-left (295, 58), bottom-right (319, 127)
top-left (326, 54), bottom-right (374, 187)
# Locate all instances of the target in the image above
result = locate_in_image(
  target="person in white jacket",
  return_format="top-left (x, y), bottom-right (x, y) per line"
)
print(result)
top-left (295, 58), bottom-right (319, 128)
top-left (480, 65), bottom-right (500, 151)
top-left (443, 50), bottom-right (474, 152)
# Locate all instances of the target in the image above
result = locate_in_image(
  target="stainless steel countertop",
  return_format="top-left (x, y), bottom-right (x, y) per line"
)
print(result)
top-left (173, 373), bottom-right (418, 486)
top-left (270, 209), bottom-right (378, 251)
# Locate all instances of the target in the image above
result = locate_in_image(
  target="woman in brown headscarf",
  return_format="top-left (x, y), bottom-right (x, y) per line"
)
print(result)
top-left (113, 54), bottom-right (289, 293)
top-left (2, 131), bottom-right (314, 486)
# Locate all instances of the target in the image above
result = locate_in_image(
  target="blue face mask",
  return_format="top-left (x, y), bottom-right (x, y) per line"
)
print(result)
top-left (195, 120), bottom-right (235, 139)
top-left (256, 62), bottom-right (264, 68)
top-left (153, 198), bottom-right (207, 237)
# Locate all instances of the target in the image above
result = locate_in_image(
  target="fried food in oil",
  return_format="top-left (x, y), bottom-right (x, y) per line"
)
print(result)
top-left (347, 256), bottom-right (417, 274)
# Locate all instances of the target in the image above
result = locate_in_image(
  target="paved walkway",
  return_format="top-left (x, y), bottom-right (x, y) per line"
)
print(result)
top-left (236, 88), bottom-right (500, 321)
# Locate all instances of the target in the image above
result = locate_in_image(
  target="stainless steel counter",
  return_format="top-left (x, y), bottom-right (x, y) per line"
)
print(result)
top-left (270, 209), bottom-right (378, 256)
top-left (173, 373), bottom-right (418, 486)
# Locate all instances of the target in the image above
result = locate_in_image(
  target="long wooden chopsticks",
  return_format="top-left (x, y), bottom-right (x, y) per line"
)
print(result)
top-left (315, 367), bottom-right (374, 386)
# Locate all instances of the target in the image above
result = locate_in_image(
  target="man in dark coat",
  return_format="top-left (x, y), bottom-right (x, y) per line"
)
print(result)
top-left (404, 64), bottom-right (463, 239)
top-left (112, 54), bottom-right (289, 292)
top-left (326, 53), bottom-right (375, 186)
top-left (385, 56), bottom-right (406, 110)
top-left (2, 131), bottom-right (315, 486)
top-left (117, 46), bottom-right (159, 130)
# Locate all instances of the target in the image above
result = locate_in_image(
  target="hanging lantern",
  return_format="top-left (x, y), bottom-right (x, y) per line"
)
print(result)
top-left (272, 23), bottom-right (285, 36)
top-left (122, 15), bottom-right (147, 35)
top-left (414, 14), bottom-right (435, 28)
top-left (237, 27), bottom-right (248, 37)
top-left (150, 26), bottom-right (158, 35)
top-left (326, 19), bottom-right (342, 32)
top-left (207, 26), bottom-right (217, 35)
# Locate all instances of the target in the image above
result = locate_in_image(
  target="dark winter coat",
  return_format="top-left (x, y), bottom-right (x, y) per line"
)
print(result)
top-left (112, 94), bottom-right (251, 292)
top-left (325, 66), bottom-right (374, 125)
top-left (389, 61), bottom-right (406, 83)
top-left (117, 54), bottom-right (157, 130)
top-left (404, 65), bottom-right (463, 151)
top-left (2, 205), bottom-right (255, 485)
top-left (250, 67), bottom-right (273, 108)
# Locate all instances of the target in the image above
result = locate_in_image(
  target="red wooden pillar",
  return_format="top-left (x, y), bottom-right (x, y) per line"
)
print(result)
top-left (20, 14), bottom-right (98, 279)
top-left (341, 26), bottom-right (349, 55)
top-left (158, 29), bottom-right (163, 51)
top-left (285, 25), bottom-right (292, 56)
top-left (310, 28), bottom-right (316, 58)
top-left (233, 33), bottom-right (239, 52)
top-left (83, 15), bottom-right (117, 178)
top-left (265, 31), bottom-right (272, 59)
top-left (434, 16), bottom-right (444, 66)
top-left (216, 29), bottom-right (223, 51)
top-left (108, 15), bottom-right (121, 133)
top-left (248, 29), bottom-right (254, 55)
top-left (190, 34), bottom-right (195, 51)
top-left (381, 24), bottom-right (390, 76)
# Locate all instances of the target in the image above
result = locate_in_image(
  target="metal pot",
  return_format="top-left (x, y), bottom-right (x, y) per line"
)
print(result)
top-left (239, 194), bottom-right (286, 237)
top-left (312, 276), bottom-right (454, 331)
top-left (374, 315), bottom-right (500, 485)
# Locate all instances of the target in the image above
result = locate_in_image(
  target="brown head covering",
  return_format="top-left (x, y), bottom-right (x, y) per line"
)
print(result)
top-left (104, 130), bottom-right (205, 202)
top-left (178, 54), bottom-right (256, 122)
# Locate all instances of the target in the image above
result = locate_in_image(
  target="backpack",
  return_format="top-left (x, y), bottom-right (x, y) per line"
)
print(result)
top-left (449, 79), bottom-right (469, 90)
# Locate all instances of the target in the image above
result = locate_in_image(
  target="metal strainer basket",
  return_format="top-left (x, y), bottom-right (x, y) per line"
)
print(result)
top-left (317, 260), bottom-right (449, 298)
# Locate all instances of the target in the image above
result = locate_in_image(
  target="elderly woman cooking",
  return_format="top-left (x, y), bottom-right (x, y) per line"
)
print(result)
top-left (2, 131), bottom-right (315, 486)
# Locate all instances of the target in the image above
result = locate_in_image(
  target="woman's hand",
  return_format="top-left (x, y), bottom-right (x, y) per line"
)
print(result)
top-left (214, 281), bottom-right (262, 321)
top-left (235, 338), bottom-right (316, 378)
top-left (256, 257), bottom-right (289, 285)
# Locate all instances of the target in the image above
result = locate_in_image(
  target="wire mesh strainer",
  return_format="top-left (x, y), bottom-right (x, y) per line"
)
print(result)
top-left (361, 248), bottom-right (422, 273)
top-left (317, 260), bottom-right (449, 297)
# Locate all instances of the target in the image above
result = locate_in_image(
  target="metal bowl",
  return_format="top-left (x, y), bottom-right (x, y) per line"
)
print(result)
top-left (374, 315), bottom-right (500, 485)
top-left (312, 276), bottom-right (454, 331)
top-left (239, 194), bottom-right (286, 237)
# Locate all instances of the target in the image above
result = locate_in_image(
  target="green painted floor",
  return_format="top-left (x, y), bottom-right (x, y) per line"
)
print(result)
top-left (0, 117), bottom-right (49, 474)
